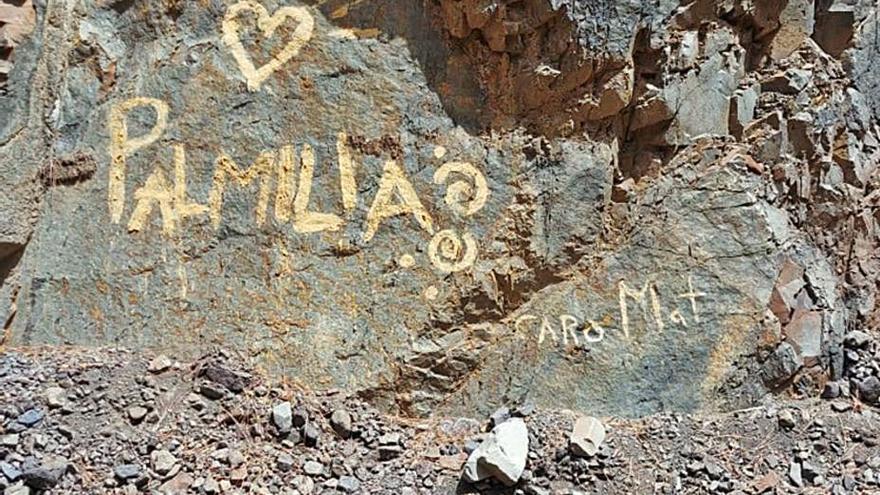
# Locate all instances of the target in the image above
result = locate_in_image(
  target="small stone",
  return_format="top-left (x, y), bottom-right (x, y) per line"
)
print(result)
top-left (730, 84), bottom-right (761, 137)
top-left (44, 387), bottom-right (66, 409)
top-left (0, 434), bottom-right (19, 447)
top-left (802, 461), bottom-right (822, 482)
top-left (686, 461), bottom-right (705, 475)
top-left (113, 464), bottom-right (140, 481)
top-left (159, 472), bottom-right (193, 493)
top-left (847, 350), bottom-right (861, 363)
top-left (199, 383), bottom-right (225, 400)
top-left (303, 423), bottom-right (320, 447)
top-left (148, 355), bottom-right (173, 373)
top-left (844, 331), bottom-right (872, 349)
top-left (272, 402), bottom-right (293, 434)
top-left (338, 476), bottom-right (360, 493)
top-left (330, 409), bottom-right (352, 439)
top-left (293, 475), bottom-right (314, 494)
top-left (202, 477), bottom-right (219, 494)
top-left (789, 462), bottom-right (803, 487)
top-left (706, 462), bottom-right (724, 480)
top-left (513, 400), bottom-right (536, 417)
top-left (489, 406), bottom-right (510, 427)
top-left (1, 461), bottom-right (22, 482)
top-left (210, 448), bottom-right (229, 463)
top-left (16, 409), bottom-right (44, 428)
top-left (228, 449), bottom-right (245, 468)
top-left (379, 432), bottom-right (401, 445)
top-left (21, 456), bottom-right (67, 490)
top-left (784, 310), bottom-right (823, 358)
top-left (230, 466), bottom-right (247, 482)
top-left (778, 410), bottom-right (796, 429)
top-left (821, 382), bottom-right (841, 399)
top-left (761, 342), bottom-right (802, 386)
top-left (127, 406), bottom-right (148, 423)
top-left (150, 449), bottom-right (177, 475)
top-left (3, 483), bottom-right (31, 495)
top-left (856, 376), bottom-right (880, 404)
top-left (304, 461), bottom-right (324, 476)
top-left (292, 406), bottom-right (308, 428)
top-left (277, 453), bottom-right (294, 472)
top-left (570, 416), bottom-right (606, 457)
top-left (288, 429), bottom-right (302, 445)
top-left (202, 364), bottom-right (251, 393)
top-left (378, 445), bottom-right (404, 461)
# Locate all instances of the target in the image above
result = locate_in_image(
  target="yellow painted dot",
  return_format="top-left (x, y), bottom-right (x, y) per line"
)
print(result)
top-left (433, 146), bottom-right (447, 160)
top-left (424, 286), bottom-right (440, 300)
top-left (398, 254), bottom-right (416, 268)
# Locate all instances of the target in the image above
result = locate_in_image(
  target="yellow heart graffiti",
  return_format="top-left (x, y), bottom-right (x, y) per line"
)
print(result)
top-left (221, 1), bottom-right (315, 92)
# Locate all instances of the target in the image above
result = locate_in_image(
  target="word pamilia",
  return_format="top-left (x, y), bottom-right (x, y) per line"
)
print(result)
top-left (107, 98), bottom-right (489, 274)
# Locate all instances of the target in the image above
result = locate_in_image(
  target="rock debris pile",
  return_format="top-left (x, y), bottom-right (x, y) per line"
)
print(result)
top-left (0, 347), bottom-right (876, 494)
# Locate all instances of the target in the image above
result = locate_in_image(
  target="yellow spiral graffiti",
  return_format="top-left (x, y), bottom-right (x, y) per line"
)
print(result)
top-left (428, 229), bottom-right (478, 273)
top-left (433, 162), bottom-right (489, 217)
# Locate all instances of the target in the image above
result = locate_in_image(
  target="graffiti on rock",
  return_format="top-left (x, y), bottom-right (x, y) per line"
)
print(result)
top-left (103, 4), bottom-right (713, 355)
top-left (221, 1), bottom-right (315, 92)
top-left (106, 98), bottom-right (488, 274)
top-left (515, 276), bottom-right (707, 347)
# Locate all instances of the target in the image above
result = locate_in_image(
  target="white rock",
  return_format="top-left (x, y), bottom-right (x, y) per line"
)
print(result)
top-left (0, 434), bottom-right (19, 447)
top-left (4, 482), bottom-right (31, 495)
top-left (44, 387), bottom-right (67, 409)
top-left (463, 418), bottom-right (528, 486)
top-left (272, 402), bottom-right (293, 433)
top-left (569, 416), bottom-right (606, 457)
top-left (151, 449), bottom-right (177, 475)
top-left (148, 355), bottom-right (172, 373)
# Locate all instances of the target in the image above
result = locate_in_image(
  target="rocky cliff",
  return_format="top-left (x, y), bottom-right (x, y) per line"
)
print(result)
top-left (0, 0), bottom-right (878, 420)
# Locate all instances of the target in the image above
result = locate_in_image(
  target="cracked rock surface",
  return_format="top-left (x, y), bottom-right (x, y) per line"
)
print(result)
top-left (0, 0), bottom-right (878, 424)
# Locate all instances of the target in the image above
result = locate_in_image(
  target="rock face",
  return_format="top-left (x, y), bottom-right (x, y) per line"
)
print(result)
top-left (0, 0), bottom-right (877, 420)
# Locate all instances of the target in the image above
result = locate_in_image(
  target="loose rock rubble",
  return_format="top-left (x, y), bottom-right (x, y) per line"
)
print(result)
top-left (0, 347), bottom-right (876, 494)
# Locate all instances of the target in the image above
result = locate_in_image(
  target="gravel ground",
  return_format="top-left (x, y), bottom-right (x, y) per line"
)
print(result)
top-left (0, 346), bottom-right (878, 494)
